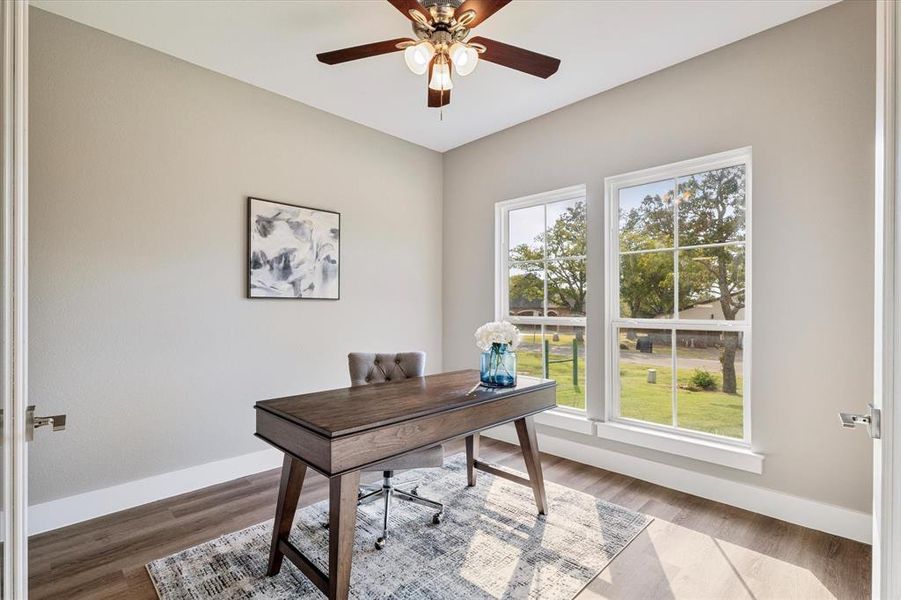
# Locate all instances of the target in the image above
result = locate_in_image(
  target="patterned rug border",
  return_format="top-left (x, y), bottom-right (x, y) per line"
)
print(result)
top-left (146, 457), bottom-right (652, 600)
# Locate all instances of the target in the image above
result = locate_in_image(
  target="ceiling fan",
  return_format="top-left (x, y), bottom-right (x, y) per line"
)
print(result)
top-left (316, 0), bottom-right (561, 109)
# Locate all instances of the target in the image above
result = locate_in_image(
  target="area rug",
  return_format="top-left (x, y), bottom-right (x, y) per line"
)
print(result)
top-left (147, 456), bottom-right (651, 599)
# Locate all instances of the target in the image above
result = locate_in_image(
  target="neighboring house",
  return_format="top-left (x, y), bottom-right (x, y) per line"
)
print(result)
top-left (676, 300), bottom-right (747, 321)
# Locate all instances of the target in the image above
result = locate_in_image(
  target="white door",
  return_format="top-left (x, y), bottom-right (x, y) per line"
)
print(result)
top-left (870, 2), bottom-right (901, 598)
top-left (0, 2), bottom-right (45, 598)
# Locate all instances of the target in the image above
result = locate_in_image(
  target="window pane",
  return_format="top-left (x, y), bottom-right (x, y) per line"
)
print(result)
top-left (547, 259), bottom-right (586, 317)
top-left (509, 263), bottom-right (544, 317)
top-left (618, 328), bottom-right (672, 426)
top-left (676, 330), bottom-right (744, 439)
top-left (620, 251), bottom-right (674, 319)
top-left (542, 325), bottom-right (586, 410)
top-left (619, 179), bottom-right (674, 252)
top-left (546, 198), bottom-right (586, 258)
top-left (515, 323), bottom-right (544, 380)
top-left (509, 205), bottom-right (544, 261)
top-left (677, 165), bottom-right (746, 246)
top-left (679, 246), bottom-right (745, 320)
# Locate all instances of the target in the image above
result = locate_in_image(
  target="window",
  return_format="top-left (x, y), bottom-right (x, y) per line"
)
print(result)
top-left (605, 148), bottom-right (751, 444)
top-left (496, 186), bottom-right (587, 410)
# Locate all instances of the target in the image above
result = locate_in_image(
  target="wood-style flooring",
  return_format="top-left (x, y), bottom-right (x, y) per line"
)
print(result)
top-left (29, 438), bottom-right (871, 599)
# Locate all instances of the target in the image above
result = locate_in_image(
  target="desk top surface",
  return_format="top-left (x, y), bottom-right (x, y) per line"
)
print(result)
top-left (255, 369), bottom-right (555, 438)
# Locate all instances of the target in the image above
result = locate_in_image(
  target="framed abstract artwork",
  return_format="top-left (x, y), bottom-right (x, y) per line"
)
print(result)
top-left (247, 197), bottom-right (340, 299)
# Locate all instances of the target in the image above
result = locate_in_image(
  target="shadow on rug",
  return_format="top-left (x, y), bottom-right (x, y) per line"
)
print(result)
top-left (147, 456), bottom-right (651, 599)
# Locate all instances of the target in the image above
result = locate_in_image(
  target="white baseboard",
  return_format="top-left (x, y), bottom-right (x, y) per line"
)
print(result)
top-left (28, 429), bottom-right (872, 545)
top-left (28, 448), bottom-right (283, 536)
top-left (483, 424), bottom-right (872, 544)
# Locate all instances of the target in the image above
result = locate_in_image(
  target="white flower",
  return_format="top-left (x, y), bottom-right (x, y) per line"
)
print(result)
top-left (474, 321), bottom-right (520, 352)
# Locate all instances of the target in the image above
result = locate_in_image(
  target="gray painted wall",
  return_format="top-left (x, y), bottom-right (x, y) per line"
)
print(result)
top-left (443, 0), bottom-right (875, 512)
top-left (29, 8), bottom-right (443, 504)
top-left (29, 0), bottom-right (875, 515)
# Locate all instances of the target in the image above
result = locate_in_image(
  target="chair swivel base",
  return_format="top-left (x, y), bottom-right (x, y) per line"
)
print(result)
top-left (356, 471), bottom-right (444, 550)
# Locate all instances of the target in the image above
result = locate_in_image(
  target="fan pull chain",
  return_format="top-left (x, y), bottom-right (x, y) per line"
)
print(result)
top-left (440, 88), bottom-right (444, 121)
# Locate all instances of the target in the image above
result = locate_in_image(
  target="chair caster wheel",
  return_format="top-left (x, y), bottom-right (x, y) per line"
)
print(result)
top-left (321, 522), bottom-right (329, 529)
top-left (375, 537), bottom-right (387, 550)
top-left (432, 512), bottom-right (443, 525)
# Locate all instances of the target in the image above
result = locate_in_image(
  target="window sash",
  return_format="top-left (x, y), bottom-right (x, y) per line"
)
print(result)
top-left (605, 147), bottom-right (752, 445)
top-left (510, 255), bottom-right (587, 265)
top-left (509, 315), bottom-right (586, 327)
top-left (497, 185), bottom-right (588, 323)
top-left (496, 185), bottom-right (589, 411)
top-left (619, 240), bottom-right (742, 257)
top-left (615, 178), bottom-right (747, 323)
top-left (608, 323), bottom-right (750, 444)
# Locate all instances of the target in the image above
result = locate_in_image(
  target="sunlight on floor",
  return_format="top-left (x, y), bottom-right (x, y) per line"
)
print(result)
top-left (581, 520), bottom-right (838, 600)
top-left (458, 473), bottom-right (588, 598)
top-left (458, 477), bottom-right (522, 595)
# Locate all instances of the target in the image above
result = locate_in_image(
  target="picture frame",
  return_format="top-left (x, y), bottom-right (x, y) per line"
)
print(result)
top-left (247, 197), bottom-right (340, 300)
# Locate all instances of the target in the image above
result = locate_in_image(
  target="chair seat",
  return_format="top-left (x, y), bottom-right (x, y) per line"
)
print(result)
top-left (367, 444), bottom-right (444, 472)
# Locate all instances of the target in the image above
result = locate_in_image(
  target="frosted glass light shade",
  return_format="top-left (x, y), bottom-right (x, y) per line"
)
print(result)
top-left (428, 60), bottom-right (453, 91)
top-left (449, 42), bottom-right (478, 76)
top-left (404, 41), bottom-right (435, 75)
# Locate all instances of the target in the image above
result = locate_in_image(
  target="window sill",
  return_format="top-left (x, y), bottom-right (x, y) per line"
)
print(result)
top-left (533, 409), bottom-right (595, 435)
top-left (594, 421), bottom-right (764, 474)
top-left (527, 410), bottom-right (764, 473)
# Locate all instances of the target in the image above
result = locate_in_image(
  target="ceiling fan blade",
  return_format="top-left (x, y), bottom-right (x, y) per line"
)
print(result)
top-left (428, 87), bottom-right (451, 107)
top-left (469, 36), bottom-right (560, 78)
top-left (386, 0), bottom-right (431, 23)
top-left (427, 60), bottom-right (451, 107)
top-left (456, 0), bottom-right (511, 28)
top-left (317, 38), bottom-right (411, 65)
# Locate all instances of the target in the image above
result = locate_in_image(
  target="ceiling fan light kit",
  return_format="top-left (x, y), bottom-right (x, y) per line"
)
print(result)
top-left (429, 55), bottom-right (454, 91)
top-left (448, 41), bottom-right (479, 76)
top-left (404, 40), bottom-right (435, 75)
top-left (316, 0), bottom-right (560, 109)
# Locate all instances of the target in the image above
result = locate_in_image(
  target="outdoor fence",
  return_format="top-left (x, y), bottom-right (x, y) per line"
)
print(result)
top-left (543, 338), bottom-right (580, 386)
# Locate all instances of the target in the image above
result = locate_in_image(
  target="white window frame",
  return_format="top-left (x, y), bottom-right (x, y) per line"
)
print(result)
top-left (495, 184), bottom-right (588, 415)
top-left (604, 147), bottom-right (753, 448)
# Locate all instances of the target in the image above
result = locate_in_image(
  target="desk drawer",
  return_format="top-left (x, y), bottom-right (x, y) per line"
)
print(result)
top-left (330, 386), bottom-right (555, 473)
top-left (256, 409), bottom-right (333, 474)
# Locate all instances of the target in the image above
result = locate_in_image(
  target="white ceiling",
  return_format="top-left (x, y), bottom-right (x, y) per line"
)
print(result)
top-left (31, 0), bottom-right (837, 152)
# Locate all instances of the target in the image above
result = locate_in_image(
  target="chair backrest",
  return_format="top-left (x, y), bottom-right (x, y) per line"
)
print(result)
top-left (348, 352), bottom-right (426, 387)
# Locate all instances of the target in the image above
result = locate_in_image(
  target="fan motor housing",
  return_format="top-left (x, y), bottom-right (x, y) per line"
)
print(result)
top-left (413, 0), bottom-right (469, 41)
top-left (421, 0), bottom-right (464, 8)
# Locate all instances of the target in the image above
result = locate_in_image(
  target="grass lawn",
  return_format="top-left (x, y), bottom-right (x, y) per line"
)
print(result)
top-left (516, 333), bottom-right (586, 410)
top-left (515, 332), bottom-right (744, 439)
top-left (619, 363), bottom-right (743, 439)
top-left (517, 348), bottom-right (586, 409)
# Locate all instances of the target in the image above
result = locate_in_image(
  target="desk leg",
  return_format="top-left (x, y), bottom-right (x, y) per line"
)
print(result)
top-left (267, 454), bottom-right (308, 576)
top-left (514, 416), bottom-right (548, 515)
top-left (465, 433), bottom-right (479, 487)
top-left (328, 470), bottom-right (361, 600)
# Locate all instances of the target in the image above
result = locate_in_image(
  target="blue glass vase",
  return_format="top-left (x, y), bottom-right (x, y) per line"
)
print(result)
top-left (480, 343), bottom-right (517, 388)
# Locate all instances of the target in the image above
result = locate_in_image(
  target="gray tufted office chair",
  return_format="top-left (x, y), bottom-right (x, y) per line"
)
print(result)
top-left (348, 352), bottom-right (445, 549)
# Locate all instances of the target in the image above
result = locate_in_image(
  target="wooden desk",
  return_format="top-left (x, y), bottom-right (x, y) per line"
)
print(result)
top-left (254, 369), bottom-right (556, 600)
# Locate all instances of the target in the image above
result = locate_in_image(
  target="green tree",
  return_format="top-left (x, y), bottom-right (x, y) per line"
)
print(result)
top-left (678, 167), bottom-right (745, 393)
top-left (619, 250), bottom-right (674, 318)
top-left (620, 166), bottom-right (745, 393)
top-left (619, 192), bottom-right (678, 318)
top-left (508, 271), bottom-right (543, 313)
